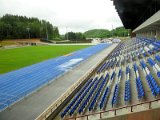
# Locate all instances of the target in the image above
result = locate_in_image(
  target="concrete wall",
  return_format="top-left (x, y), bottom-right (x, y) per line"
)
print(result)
top-left (134, 10), bottom-right (160, 41)
top-left (157, 30), bottom-right (160, 40)
top-left (136, 30), bottom-right (160, 40)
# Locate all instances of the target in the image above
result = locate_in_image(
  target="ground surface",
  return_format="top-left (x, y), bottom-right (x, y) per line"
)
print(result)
top-left (0, 45), bottom-right (90, 74)
top-left (0, 44), bottom-right (117, 120)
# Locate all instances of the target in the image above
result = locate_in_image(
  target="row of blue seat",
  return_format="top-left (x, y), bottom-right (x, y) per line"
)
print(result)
top-left (111, 69), bottom-right (122, 106)
top-left (146, 74), bottom-right (160, 97)
top-left (116, 59), bottom-right (120, 67)
top-left (140, 49), bottom-right (147, 57)
top-left (106, 60), bottom-right (113, 69)
top-left (124, 67), bottom-right (131, 102)
top-left (100, 61), bottom-right (110, 72)
top-left (97, 42), bottom-right (126, 73)
top-left (155, 55), bottom-right (160, 62)
top-left (148, 49), bottom-right (153, 55)
top-left (99, 87), bottom-right (109, 109)
top-left (140, 60), bottom-right (147, 69)
top-left (66, 77), bottom-right (96, 117)
top-left (152, 45), bottom-right (160, 52)
top-left (111, 38), bottom-right (153, 62)
top-left (136, 77), bottom-right (145, 99)
top-left (111, 84), bottom-right (119, 107)
top-left (153, 41), bottom-right (160, 48)
top-left (136, 41), bottom-right (153, 57)
top-left (88, 74), bottom-right (109, 111)
top-left (97, 62), bottom-right (107, 73)
top-left (109, 42), bottom-right (124, 58)
top-left (106, 40), bottom-right (144, 68)
top-left (78, 76), bottom-right (103, 114)
top-left (118, 69), bottom-right (122, 79)
top-left (133, 63), bottom-right (145, 99)
top-left (133, 63), bottom-right (138, 71)
top-left (69, 77), bottom-right (98, 116)
top-left (126, 66), bottom-right (130, 75)
top-left (110, 71), bottom-right (116, 80)
top-left (140, 60), bottom-right (160, 97)
top-left (147, 57), bottom-right (160, 78)
top-left (137, 38), bottom-right (153, 44)
top-left (124, 80), bottom-right (131, 102)
top-left (107, 59), bottom-right (115, 69)
top-left (139, 37), bottom-right (160, 52)
top-left (97, 58), bottom-right (118, 74)
top-left (147, 58), bottom-right (156, 67)
top-left (60, 78), bottom-right (93, 117)
top-left (99, 71), bottom-right (116, 109)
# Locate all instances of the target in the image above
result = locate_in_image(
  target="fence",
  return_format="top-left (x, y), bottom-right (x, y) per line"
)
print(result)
top-left (65, 98), bottom-right (160, 120)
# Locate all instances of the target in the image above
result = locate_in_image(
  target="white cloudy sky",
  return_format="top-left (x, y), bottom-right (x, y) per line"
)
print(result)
top-left (0, 0), bottom-right (123, 34)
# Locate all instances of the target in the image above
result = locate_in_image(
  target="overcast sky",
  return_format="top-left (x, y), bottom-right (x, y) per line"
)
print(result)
top-left (0, 0), bottom-right (123, 34)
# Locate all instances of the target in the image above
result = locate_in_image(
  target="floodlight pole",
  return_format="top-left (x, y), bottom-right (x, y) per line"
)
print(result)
top-left (66, 27), bottom-right (68, 40)
top-left (26, 28), bottom-right (30, 39)
top-left (46, 22), bottom-right (48, 40)
top-left (112, 24), bottom-right (114, 37)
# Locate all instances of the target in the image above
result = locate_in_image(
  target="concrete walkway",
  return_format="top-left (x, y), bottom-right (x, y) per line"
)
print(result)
top-left (0, 44), bottom-right (117, 120)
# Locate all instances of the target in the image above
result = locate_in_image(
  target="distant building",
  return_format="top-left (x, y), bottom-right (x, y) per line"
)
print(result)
top-left (112, 38), bottom-right (121, 43)
top-left (101, 38), bottom-right (112, 43)
top-left (91, 38), bottom-right (101, 44)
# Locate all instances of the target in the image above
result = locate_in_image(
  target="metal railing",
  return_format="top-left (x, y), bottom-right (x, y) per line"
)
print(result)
top-left (65, 98), bottom-right (160, 120)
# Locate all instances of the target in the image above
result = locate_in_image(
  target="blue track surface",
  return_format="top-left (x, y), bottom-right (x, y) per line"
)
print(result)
top-left (0, 43), bottom-right (111, 111)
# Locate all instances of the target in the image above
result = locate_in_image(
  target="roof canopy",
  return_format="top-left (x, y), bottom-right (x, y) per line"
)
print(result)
top-left (112, 0), bottom-right (160, 30)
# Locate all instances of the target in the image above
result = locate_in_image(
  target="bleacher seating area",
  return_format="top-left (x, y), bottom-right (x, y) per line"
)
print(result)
top-left (60, 38), bottom-right (160, 119)
top-left (0, 43), bottom-right (111, 111)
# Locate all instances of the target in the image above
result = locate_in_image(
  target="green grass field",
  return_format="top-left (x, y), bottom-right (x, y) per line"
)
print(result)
top-left (0, 45), bottom-right (90, 74)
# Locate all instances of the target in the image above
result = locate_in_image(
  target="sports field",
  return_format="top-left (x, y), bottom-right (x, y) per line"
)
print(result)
top-left (0, 45), bottom-right (90, 74)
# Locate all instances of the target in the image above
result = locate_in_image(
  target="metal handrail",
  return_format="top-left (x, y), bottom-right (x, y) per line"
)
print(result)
top-left (65, 98), bottom-right (160, 120)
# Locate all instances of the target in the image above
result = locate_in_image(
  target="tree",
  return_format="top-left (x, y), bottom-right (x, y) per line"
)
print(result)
top-left (84, 27), bottom-right (130, 38)
top-left (75, 32), bottom-right (86, 40)
top-left (65, 32), bottom-right (86, 41)
top-left (84, 29), bottom-right (111, 38)
top-left (52, 27), bottom-right (60, 38)
top-left (65, 32), bottom-right (76, 40)
top-left (111, 27), bottom-right (129, 37)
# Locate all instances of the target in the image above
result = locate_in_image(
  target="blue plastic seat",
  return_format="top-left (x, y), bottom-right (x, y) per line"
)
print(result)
top-left (157, 72), bottom-right (160, 78)
top-left (155, 55), bottom-right (160, 62)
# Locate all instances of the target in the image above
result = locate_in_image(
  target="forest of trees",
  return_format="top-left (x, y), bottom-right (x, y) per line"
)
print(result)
top-left (84, 27), bottom-right (130, 38)
top-left (0, 14), bottom-right (60, 40)
top-left (84, 29), bottom-right (111, 38)
top-left (64, 32), bottom-right (86, 40)
top-left (112, 27), bottom-right (130, 37)
top-left (62, 27), bottom-right (129, 41)
top-left (0, 14), bottom-right (130, 41)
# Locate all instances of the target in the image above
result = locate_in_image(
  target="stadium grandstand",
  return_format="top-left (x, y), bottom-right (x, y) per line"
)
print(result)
top-left (36, 0), bottom-right (160, 120)
top-left (55, 38), bottom-right (160, 120)
top-left (0, 0), bottom-right (160, 120)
